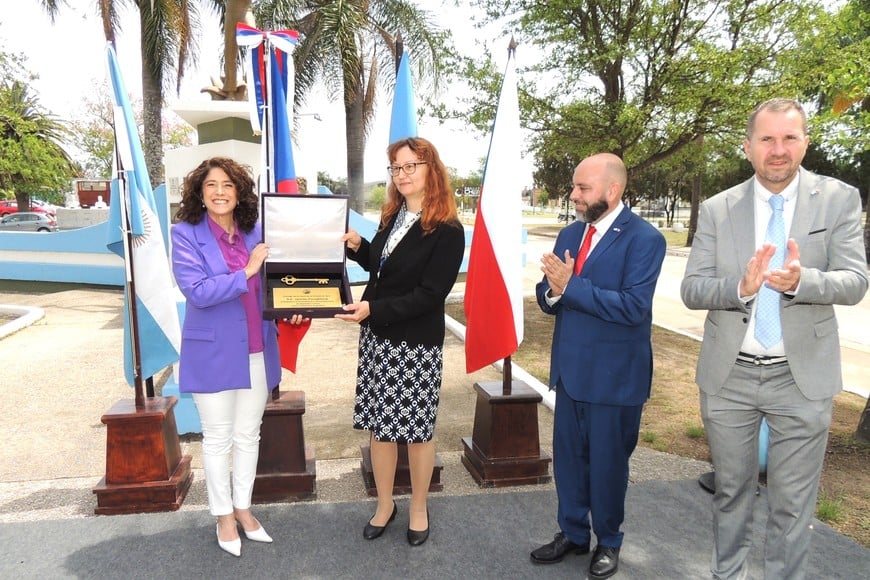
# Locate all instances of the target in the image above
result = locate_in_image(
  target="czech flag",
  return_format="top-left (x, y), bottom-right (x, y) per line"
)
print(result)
top-left (464, 44), bottom-right (524, 373)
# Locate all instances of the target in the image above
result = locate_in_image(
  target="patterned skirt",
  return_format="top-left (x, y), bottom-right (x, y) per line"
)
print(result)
top-left (352, 324), bottom-right (443, 443)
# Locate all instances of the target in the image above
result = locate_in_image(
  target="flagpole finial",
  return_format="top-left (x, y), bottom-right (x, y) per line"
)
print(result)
top-left (508, 35), bottom-right (518, 56)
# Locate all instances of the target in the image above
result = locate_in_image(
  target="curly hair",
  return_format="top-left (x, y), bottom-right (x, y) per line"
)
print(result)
top-left (174, 157), bottom-right (259, 233)
top-left (381, 137), bottom-right (458, 235)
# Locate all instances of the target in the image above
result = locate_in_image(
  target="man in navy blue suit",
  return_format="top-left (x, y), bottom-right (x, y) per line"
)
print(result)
top-left (533, 153), bottom-right (667, 578)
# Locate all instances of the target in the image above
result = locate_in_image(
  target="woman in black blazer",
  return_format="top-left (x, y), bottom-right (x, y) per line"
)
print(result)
top-left (337, 137), bottom-right (464, 546)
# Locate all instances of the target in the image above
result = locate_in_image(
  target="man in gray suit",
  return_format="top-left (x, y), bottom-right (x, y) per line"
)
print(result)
top-left (681, 98), bottom-right (868, 580)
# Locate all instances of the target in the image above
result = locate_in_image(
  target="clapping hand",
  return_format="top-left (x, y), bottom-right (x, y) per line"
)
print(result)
top-left (540, 250), bottom-right (575, 296)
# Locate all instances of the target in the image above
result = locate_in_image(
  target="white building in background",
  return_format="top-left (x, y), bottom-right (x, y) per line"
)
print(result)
top-left (166, 100), bottom-right (320, 213)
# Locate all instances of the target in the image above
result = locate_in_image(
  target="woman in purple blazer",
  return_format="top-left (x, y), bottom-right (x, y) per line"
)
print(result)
top-left (171, 157), bottom-right (301, 557)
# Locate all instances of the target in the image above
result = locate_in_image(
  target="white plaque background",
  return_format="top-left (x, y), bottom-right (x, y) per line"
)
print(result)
top-left (263, 196), bottom-right (347, 263)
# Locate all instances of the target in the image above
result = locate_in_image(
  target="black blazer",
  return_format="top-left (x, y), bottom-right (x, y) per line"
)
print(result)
top-left (348, 216), bottom-right (465, 347)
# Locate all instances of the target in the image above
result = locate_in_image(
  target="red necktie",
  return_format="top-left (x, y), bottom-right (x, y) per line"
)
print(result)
top-left (574, 225), bottom-right (596, 275)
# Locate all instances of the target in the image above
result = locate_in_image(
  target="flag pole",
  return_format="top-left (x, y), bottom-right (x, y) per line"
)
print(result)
top-left (265, 37), bottom-right (273, 192)
top-left (116, 162), bottom-right (146, 408)
top-left (262, 37), bottom-right (273, 192)
top-left (501, 36), bottom-right (519, 395)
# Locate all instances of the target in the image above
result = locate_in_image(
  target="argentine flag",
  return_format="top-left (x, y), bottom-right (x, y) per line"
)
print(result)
top-left (105, 44), bottom-right (181, 387)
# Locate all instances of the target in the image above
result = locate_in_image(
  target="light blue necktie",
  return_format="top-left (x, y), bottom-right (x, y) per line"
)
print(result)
top-left (754, 195), bottom-right (786, 347)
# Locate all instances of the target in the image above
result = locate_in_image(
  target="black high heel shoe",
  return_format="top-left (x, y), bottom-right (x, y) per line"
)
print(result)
top-left (407, 509), bottom-right (429, 546)
top-left (363, 501), bottom-right (397, 540)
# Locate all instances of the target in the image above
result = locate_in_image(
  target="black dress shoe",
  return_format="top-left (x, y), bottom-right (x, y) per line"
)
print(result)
top-left (363, 502), bottom-right (397, 540)
top-left (530, 532), bottom-right (590, 564)
top-left (407, 509), bottom-right (429, 546)
top-left (589, 545), bottom-right (620, 579)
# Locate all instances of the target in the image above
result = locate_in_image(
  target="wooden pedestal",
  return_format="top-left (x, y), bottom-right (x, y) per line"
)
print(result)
top-left (461, 381), bottom-right (552, 487)
top-left (92, 397), bottom-right (193, 515)
top-left (360, 444), bottom-right (443, 496)
top-left (253, 390), bottom-right (316, 503)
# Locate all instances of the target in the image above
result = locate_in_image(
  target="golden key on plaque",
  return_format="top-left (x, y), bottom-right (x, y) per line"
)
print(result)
top-left (281, 275), bottom-right (329, 286)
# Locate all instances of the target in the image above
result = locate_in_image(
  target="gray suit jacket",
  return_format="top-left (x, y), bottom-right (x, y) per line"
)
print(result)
top-left (681, 167), bottom-right (868, 400)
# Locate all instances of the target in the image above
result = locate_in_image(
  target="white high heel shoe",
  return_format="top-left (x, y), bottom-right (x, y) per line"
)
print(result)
top-left (243, 524), bottom-right (273, 543)
top-left (216, 524), bottom-right (241, 556)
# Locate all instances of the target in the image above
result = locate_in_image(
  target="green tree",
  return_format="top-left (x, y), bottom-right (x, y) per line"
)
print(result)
top-left (798, 0), bottom-right (869, 263)
top-left (317, 171), bottom-right (346, 196)
top-left (464, 0), bottom-right (832, 237)
top-left (535, 188), bottom-right (549, 209)
top-left (68, 90), bottom-right (115, 179)
top-left (68, 84), bottom-right (195, 179)
top-left (0, 50), bottom-right (76, 207)
top-left (38, 0), bottom-right (199, 186)
top-left (368, 183), bottom-right (386, 210)
top-left (253, 1), bottom-right (451, 213)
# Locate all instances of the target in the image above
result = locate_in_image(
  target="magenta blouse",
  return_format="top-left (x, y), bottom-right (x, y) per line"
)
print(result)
top-left (206, 216), bottom-right (264, 354)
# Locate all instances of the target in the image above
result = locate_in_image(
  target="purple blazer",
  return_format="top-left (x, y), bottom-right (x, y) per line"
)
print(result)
top-left (170, 219), bottom-right (281, 394)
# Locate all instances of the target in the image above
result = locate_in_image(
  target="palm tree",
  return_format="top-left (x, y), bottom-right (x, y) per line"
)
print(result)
top-left (38, 0), bottom-right (199, 185)
top-left (252, 0), bottom-right (449, 212)
top-left (0, 78), bottom-right (75, 207)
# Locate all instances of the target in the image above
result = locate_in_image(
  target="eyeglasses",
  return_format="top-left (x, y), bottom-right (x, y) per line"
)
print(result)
top-left (387, 162), bottom-right (428, 176)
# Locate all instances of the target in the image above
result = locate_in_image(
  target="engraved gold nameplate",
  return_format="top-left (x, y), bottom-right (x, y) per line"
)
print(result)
top-left (272, 286), bottom-right (342, 308)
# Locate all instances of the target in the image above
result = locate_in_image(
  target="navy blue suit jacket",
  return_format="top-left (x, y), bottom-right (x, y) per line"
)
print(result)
top-left (536, 206), bottom-right (666, 406)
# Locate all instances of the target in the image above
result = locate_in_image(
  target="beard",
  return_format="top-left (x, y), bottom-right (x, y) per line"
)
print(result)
top-left (579, 199), bottom-right (609, 223)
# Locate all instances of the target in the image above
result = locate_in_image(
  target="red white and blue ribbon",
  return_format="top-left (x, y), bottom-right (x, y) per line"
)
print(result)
top-left (236, 23), bottom-right (298, 133)
top-left (236, 23), bottom-right (299, 194)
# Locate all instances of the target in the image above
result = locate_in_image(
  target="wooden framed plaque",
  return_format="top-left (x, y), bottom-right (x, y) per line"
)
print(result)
top-left (261, 193), bottom-right (352, 318)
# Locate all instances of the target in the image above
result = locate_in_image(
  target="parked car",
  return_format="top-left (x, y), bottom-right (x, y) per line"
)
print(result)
top-left (30, 199), bottom-right (59, 212)
top-left (0, 212), bottom-right (59, 232)
top-left (0, 199), bottom-right (57, 217)
top-left (557, 211), bottom-right (576, 223)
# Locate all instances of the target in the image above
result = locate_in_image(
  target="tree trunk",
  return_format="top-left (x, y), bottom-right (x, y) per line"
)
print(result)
top-left (863, 99), bottom-right (870, 265)
top-left (13, 192), bottom-right (29, 212)
top-left (686, 134), bottom-right (704, 247)
top-left (345, 90), bottom-right (367, 214)
top-left (140, 12), bottom-right (164, 186)
top-left (856, 396), bottom-right (870, 444)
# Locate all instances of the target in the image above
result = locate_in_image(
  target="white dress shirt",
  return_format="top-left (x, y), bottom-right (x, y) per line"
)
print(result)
top-left (739, 174), bottom-right (800, 356)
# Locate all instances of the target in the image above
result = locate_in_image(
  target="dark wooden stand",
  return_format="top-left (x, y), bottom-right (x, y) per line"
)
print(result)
top-left (360, 444), bottom-right (443, 496)
top-left (461, 380), bottom-right (552, 487)
top-left (253, 390), bottom-right (316, 503)
top-left (92, 397), bottom-right (193, 515)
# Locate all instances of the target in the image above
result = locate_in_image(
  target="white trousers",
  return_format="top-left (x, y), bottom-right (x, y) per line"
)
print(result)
top-left (192, 352), bottom-right (270, 517)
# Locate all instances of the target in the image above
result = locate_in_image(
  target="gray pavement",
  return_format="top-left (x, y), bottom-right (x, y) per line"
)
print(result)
top-left (1, 225), bottom-right (868, 578)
